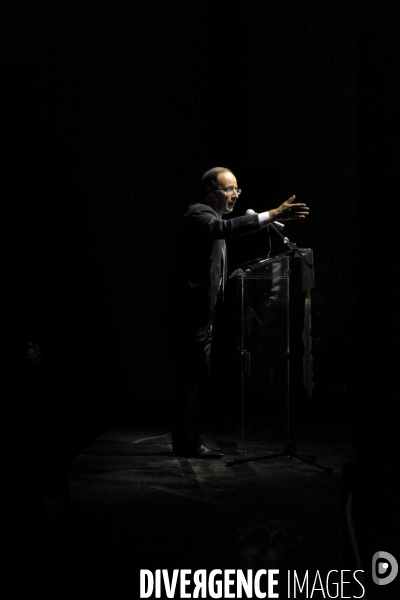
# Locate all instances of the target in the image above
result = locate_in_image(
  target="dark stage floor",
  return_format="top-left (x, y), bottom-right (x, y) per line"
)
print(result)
top-left (3, 401), bottom-right (377, 600)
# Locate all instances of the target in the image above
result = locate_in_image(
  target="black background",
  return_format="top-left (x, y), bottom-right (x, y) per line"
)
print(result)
top-left (2, 5), bottom-right (400, 596)
top-left (2, 1), bottom-right (397, 451)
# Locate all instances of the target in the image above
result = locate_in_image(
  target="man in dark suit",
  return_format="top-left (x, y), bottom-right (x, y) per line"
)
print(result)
top-left (169, 167), bottom-right (309, 458)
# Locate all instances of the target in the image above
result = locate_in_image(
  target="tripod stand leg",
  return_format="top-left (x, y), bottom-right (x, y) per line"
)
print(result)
top-left (286, 441), bottom-right (333, 474)
top-left (291, 453), bottom-right (333, 474)
top-left (226, 452), bottom-right (285, 467)
top-left (283, 440), bottom-right (315, 461)
top-left (226, 440), bottom-right (333, 473)
top-left (226, 451), bottom-right (333, 473)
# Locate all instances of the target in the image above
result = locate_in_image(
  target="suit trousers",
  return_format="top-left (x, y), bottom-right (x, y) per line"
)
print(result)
top-left (171, 324), bottom-right (213, 451)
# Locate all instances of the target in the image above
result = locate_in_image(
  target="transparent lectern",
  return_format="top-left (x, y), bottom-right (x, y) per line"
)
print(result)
top-left (227, 249), bottom-right (331, 472)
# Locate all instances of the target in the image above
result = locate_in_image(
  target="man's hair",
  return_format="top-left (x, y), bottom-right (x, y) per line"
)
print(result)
top-left (201, 167), bottom-right (232, 197)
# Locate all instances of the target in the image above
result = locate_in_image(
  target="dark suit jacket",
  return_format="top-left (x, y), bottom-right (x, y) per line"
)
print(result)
top-left (169, 203), bottom-right (261, 329)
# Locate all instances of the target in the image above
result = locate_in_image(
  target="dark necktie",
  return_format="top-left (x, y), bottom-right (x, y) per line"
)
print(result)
top-left (220, 240), bottom-right (227, 291)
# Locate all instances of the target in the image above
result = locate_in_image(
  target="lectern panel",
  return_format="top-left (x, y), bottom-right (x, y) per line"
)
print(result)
top-left (236, 250), bottom-right (314, 449)
top-left (237, 262), bottom-right (289, 448)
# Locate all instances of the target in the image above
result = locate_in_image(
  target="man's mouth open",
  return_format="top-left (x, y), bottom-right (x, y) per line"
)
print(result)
top-left (227, 200), bottom-right (235, 210)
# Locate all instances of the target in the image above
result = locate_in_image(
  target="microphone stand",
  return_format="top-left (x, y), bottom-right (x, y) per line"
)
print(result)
top-left (269, 222), bottom-right (313, 268)
top-left (227, 222), bottom-right (332, 473)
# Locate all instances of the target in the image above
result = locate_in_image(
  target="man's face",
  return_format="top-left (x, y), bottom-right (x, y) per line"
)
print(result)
top-left (206, 171), bottom-right (240, 216)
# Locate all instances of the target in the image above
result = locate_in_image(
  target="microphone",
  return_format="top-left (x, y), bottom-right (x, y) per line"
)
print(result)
top-left (245, 209), bottom-right (285, 230)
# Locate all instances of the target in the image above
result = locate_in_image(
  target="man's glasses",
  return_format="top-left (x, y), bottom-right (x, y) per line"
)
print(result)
top-left (216, 186), bottom-right (242, 195)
